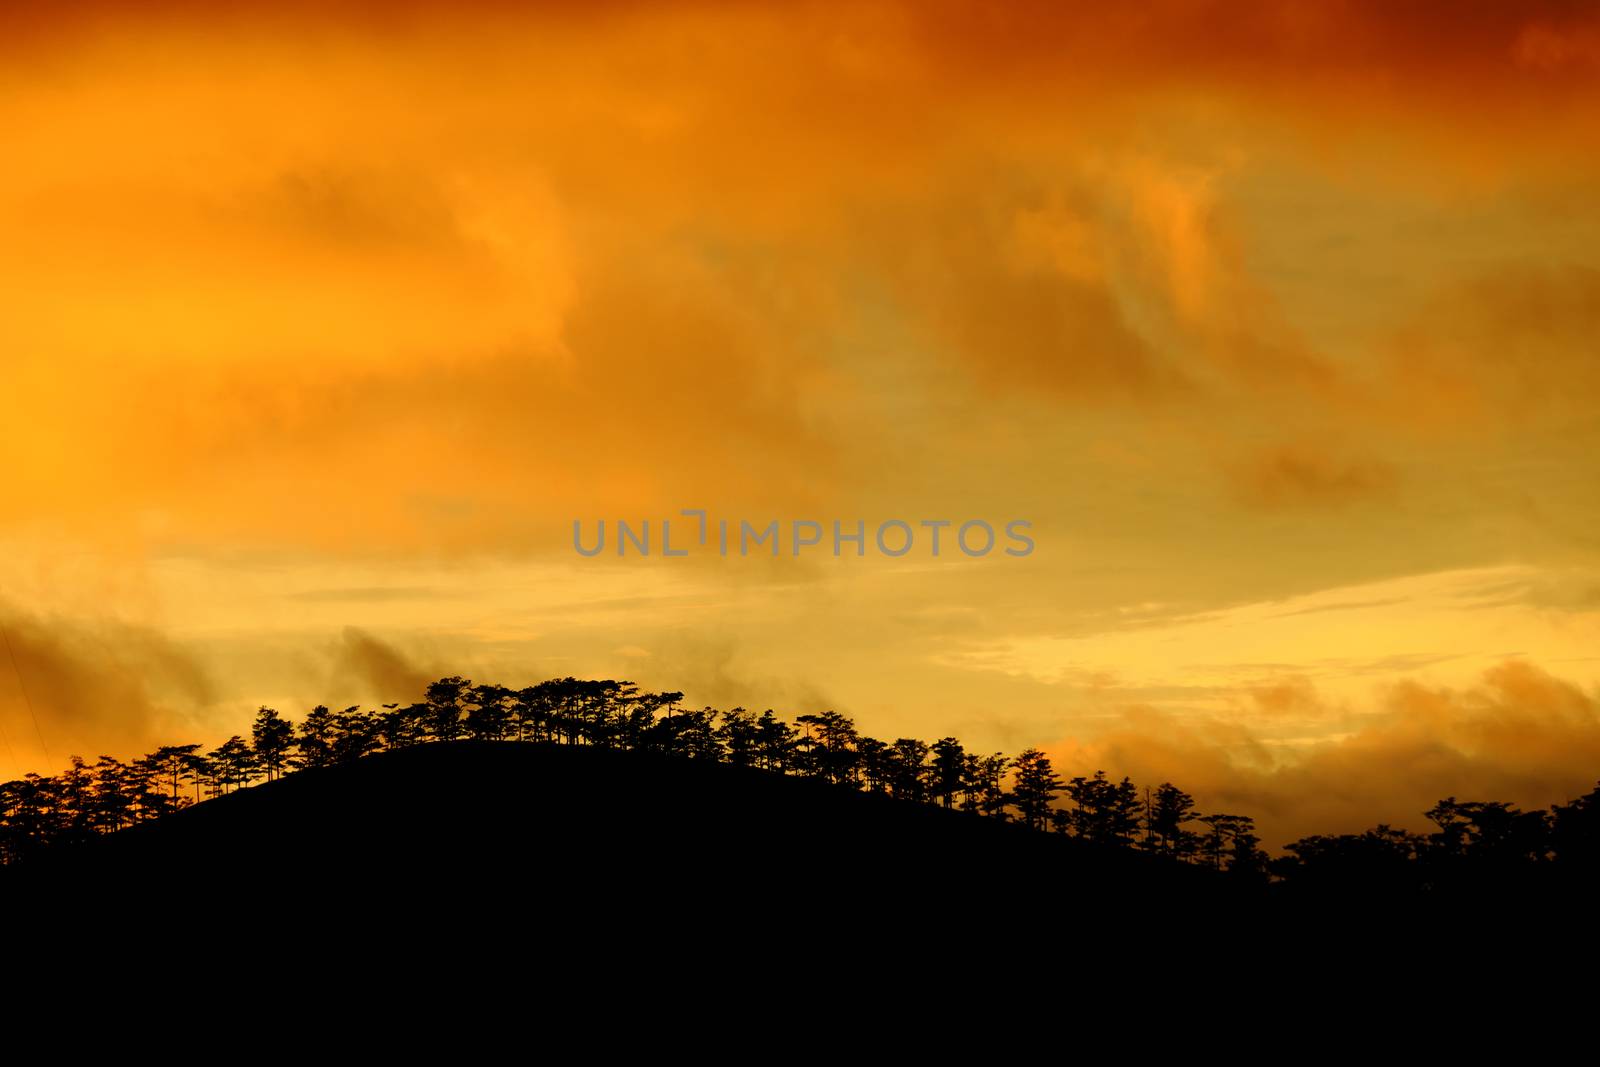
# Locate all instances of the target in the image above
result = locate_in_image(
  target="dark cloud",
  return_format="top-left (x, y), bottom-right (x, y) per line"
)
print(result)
top-left (1049, 660), bottom-right (1600, 849)
top-left (0, 604), bottom-right (215, 777)
top-left (1384, 265), bottom-right (1600, 431)
top-left (327, 627), bottom-right (437, 705)
top-left (1230, 442), bottom-right (1398, 510)
top-left (862, 181), bottom-right (1189, 403)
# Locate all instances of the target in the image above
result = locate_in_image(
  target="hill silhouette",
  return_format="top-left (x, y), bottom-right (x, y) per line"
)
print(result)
top-left (5, 674), bottom-right (1598, 978)
top-left (9, 741), bottom-right (1237, 927)
top-left (5, 736), bottom-right (1591, 994)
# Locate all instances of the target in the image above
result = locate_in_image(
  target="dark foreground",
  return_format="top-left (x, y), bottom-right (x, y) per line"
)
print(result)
top-left (7, 743), bottom-right (1225, 902)
top-left (2, 743), bottom-right (1587, 982)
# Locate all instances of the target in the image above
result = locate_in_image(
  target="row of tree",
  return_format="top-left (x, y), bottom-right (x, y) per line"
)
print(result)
top-left (1275, 793), bottom-right (1600, 894)
top-left (2, 675), bottom-right (1597, 891)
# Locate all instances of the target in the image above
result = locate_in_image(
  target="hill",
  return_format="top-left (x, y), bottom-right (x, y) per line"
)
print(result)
top-left (6, 742), bottom-right (1243, 934)
top-left (6, 739), bottom-right (1585, 997)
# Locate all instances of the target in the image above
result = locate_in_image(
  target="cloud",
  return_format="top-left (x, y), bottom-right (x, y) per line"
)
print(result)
top-left (0, 604), bottom-right (215, 777)
top-left (285, 587), bottom-right (452, 603)
top-left (1246, 675), bottom-right (1326, 719)
top-left (1046, 660), bottom-right (1600, 849)
top-left (257, 166), bottom-right (469, 253)
top-left (1515, 18), bottom-right (1600, 71)
top-left (326, 627), bottom-right (437, 706)
top-left (0, 0), bottom-right (1597, 833)
top-left (860, 179), bottom-right (1182, 402)
top-left (626, 632), bottom-right (841, 718)
top-left (1382, 264), bottom-right (1600, 431)
top-left (2, 2), bottom-right (1596, 556)
top-left (1230, 442), bottom-right (1398, 510)
top-left (0, 227), bottom-right (845, 549)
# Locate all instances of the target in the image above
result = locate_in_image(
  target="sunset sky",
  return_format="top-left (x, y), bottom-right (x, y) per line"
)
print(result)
top-left (3, 0), bottom-right (1600, 846)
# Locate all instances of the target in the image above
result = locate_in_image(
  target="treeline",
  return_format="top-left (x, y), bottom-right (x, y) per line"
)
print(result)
top-left (1278, 794), bottom-right (1600, 895)
top-left (2, 676), bottom-right (1597, 893)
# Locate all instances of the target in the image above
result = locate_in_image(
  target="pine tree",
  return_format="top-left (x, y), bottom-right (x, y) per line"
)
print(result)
top-left (930, 737), bottom-right (965, 809)
top-left (251, 707), bottom-right (296, 782)
top-left (1008, 748), bottom-right (1062, 831)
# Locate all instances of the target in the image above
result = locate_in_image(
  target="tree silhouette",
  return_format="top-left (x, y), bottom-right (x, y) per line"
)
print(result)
top-left (795, 712), bottom-right (858, 786)
top-left (715, 708), bottom-right (760, 770)
top-left (1273, 825), bottom-right (1426, 895)
top-left (1551, 787), bottom-right (1600, 879)
top-left (1065, 771), bottom-right (1142, 845)
top-left (147, 744), bottom-right (203, 804)
top-left (251, 708), bottom-right (295, 783)
top-left (930, 738), bottom-right (965, 810)
top-left (755, 711), bottom-right (795, 773)
top-left (889, 739), bottom-right (930, 803)
top-left (0, 670), bottom-right (1596, 906)
top-left (208, 737), bottom-right (257, 795)
top-left (298, 706), bottom-right (338, 770)
top-left (466, 684), bottom-right (514, 742)
top-left (1197, 814), bottom-right (1259, 874)
top-left (854, 736), bottom-right (889, 792)
top-left (1147, 783), bottom-right (1197, 859)
top-left (971, 753), bottom-right (1009, 819)
top-left (425, 678), bottom-right (470, 743)
top-left (1008, 748), bottom-right (1062, 831)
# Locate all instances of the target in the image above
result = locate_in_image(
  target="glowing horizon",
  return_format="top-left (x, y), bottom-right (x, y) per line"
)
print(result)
top-left (3, 1), bottom-right (1600, 848)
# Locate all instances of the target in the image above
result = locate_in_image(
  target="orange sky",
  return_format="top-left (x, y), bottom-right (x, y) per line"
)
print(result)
top-left (3, 1), bottom-right (1600, 847)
